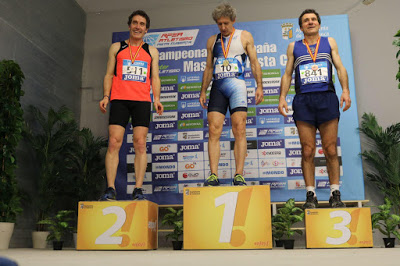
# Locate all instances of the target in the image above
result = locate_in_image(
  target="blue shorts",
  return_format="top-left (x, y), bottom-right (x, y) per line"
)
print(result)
top-left (208, 78), bottom-right (247, 115)
top-left (292, 91), bottom-right (340, 128)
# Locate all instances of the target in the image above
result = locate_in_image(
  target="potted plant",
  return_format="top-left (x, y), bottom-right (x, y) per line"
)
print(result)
top-left (66, 127), bottom-right (107, 203)
top-left (64, 127), bottom-right (107, 247)
top-left (394, 29), bottom-right (400, 89)
top-left (272, 198), bottom-right (304, 249)
top-left (161, 207), bottom-right (183, 250)
top-left (37, 210), bottom-right (75, 250)
top-left (271, 218), bottom-right (284, 247)
top-left (24, 105), bottom-right (78, 247)
top-left (359, 113), bottom-right (400, 214)
top-left (371, 198), bottom-right (400, 248)
top-left (0, 60), bottom-right (24, 249)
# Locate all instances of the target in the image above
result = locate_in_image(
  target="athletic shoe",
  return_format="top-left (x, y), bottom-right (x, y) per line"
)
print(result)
top-left (132, 187), bottom-right (146, 200)
top-left (99, 187), bottom-right (116, 201)
top-left (204, 173), bottom-right (220, 186)
top-left (233, 174), bottom-right (247, 186)
top-left (329, 190), bottom-right (346, 208)
top-left (303, 191), bottom-right (318, 209)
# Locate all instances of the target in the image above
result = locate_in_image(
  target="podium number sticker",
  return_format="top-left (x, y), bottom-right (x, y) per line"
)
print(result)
top-left (77, 201), bottom-right (157, 250)
top-left (215, 192), bottom-right (238, 243)
top-left (305, 208), bottom-right (373, 248)
top-left (184, 186), bottom-right (272, 249)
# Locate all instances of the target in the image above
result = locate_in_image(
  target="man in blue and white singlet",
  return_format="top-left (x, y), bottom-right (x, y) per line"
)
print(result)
top-left (278, 9), bottom-right (351, 209)
top-left (200, 3), bottom-right (263, 187)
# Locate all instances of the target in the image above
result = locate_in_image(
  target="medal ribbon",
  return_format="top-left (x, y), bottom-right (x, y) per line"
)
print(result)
top-left (128, 40), bottom-right (144, 64)
top-left (303, 37), bottom-right (320, 62)
top-left (221, 28), bottom-right (235, 60)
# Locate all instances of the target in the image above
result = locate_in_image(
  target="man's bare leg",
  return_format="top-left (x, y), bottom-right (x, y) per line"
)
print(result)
top-left (205, 111), bottom-right (225, 186)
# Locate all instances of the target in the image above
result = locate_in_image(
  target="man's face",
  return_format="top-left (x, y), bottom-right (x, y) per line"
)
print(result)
top-left (129, 15), bottom-right (148, 39)
top-left (216, 16), bottom-right (235, 37)
top-left (300, 13), bottom-right (320, 36)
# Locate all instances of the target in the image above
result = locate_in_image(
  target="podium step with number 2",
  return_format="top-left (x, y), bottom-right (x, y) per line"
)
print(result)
top-left (77, 200), bottom-right (158, 250)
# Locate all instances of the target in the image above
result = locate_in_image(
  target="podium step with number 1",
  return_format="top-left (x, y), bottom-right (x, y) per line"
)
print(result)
top-left (183, 185), bottom-right (273, 249)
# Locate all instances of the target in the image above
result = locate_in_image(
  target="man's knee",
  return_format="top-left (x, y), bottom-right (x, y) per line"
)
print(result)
top-left (231, 116), bottom-right (246, 138)
top-left (301, 144), bottom-right (315, 161)
top-left (323, 143), bottom-right (338, 159)
top-left (232, 124), bottom-right (246, 139)
top-left (108, 136), bottom-right (123, 153)
top-left (133, 137), bottom-right (147, 154)
top-left (208, 122), bottom-right (223, 139)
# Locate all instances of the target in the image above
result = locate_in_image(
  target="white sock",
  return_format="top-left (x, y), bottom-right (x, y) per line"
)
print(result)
top-left (306, 186), bottom-right (316, 197)
top-left (330, 184), bottom-right (340, 196)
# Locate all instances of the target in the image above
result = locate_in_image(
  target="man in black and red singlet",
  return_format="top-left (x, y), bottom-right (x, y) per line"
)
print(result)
top-left (99, 10), bottom-right (163, 201)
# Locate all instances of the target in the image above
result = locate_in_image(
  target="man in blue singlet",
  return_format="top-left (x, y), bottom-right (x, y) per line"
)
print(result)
top-left (200, 3), bottom-right (263, 186)
top-left (278, 9), bottom-right (351, 208)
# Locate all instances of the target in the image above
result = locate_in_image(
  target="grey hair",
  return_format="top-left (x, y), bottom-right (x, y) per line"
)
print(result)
top-left (212, 2), bottom-right (237, 22)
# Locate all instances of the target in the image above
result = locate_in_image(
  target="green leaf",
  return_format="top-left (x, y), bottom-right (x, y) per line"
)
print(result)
top-left (0, 60), bottom-right (24, 222)
top-left (392, 229), bottom-right (400, 240)
top-left (294, 229), bottom-right (303, 236)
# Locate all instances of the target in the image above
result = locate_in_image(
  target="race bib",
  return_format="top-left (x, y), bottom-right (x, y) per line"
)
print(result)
top-left (122, 60), bottom-right (148, 83)
top-left (214, 58), bottom-right (241, 80)
top-left (299, 61), bottom-right (328, 85)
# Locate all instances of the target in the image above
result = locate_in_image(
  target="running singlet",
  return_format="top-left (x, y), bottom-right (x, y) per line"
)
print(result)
top-left (110, 41), bottom-right (152, 102)
top-left (293, 37), bottom-right (335, 94)
top-left (212, 29), bottom-right (247, 81)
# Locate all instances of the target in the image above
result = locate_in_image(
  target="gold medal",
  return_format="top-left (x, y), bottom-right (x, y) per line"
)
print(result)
top-left (223, 60), bottom-right (230, 67)
top-left (311, 64), bottom-right (318, 71)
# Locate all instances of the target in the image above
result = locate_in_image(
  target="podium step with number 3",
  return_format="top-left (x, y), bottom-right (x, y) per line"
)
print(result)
top-left (305, 207), bottom-right (373, 248)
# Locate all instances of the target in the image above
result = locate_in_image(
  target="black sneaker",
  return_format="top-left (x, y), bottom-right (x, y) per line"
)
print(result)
top-left (303, 191), bottom-right (318, 209)
top-left (132, 187), bottom-right (146, 200)
top-left (233, 174), bottom-right (247, 186)
top-left (329, 190), bottom-right (346, 208)
top-left (204, 173), bottom-right (220, 186)
top-left (99, 187), bottom-right (116, 201)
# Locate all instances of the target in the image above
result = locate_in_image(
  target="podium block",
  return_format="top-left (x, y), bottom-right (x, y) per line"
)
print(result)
top-left (183, 185), bottom-right (272, 249)
top-left (77, 200), bottom-right (158, 250)
top-left (305, 207), bottom-right (373, 248)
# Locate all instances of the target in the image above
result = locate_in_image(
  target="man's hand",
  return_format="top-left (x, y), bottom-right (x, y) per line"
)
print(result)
top-left (278, 97), bottom-right (289, 117)
top-left (340, 91), bottom-right (351, 112)
top-left (99, 97), bottom-right (109, 113)
top-left (154, 101), bottom-right (164, 115)
top-left (199, 91), bottom-right (207, 109)
top-left (255, 87), bottom-right (264, 105)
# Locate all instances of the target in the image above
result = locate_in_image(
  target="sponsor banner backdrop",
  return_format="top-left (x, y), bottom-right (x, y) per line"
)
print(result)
top-left (113, 15), bottom-right (364, 204)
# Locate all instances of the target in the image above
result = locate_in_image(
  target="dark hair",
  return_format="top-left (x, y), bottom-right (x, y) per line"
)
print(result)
top-left (127, 10), bottom-right (150, 29)
top-left (298, 9), bottom-right (321, 28)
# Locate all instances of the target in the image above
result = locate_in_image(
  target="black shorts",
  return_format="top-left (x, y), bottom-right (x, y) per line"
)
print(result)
top-left (109, 100), bottom-right (151, 128)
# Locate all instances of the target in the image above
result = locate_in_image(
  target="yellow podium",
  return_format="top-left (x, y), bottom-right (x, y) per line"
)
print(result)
top-left (305, 207), bottom-right (373, 248)
top-left (77, 201), bottom-right (158, 250)
top-left (183, 185), bottom-right (272, 249)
